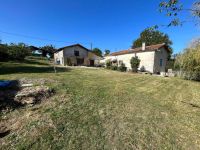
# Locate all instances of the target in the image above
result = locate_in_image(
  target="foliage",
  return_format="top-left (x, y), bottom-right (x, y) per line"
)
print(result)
top-left (106, 59), bottom-right (112, 69)
top-left (0, 44), bottom-right (9, 61)
top-left (92, 48), bottom-right (102, 57)
top-left (189, 37), bottom-right (200, 48)
top-left (175, 44), bottom-right (200, 81)
top-left (110, 65), bottom-right (118, 70)
top-left (8, 43), bottom-right (31, 60)
top-left (40, 45), bottom-right (56, 58)
top-left (158, 0), bottom-right (200, 27)
top-left (140, 66), bottom-right (146, 72)
top-left (166, 59), bottom-right (175, 70)
top-left (130, 57), bottom-right (140, 72)
top-left (132, 28), bottom-right (173, 54)
top-left (104, 49), bottom-right (110, 56)
top-left (118, 63), bottom-right (127, 72)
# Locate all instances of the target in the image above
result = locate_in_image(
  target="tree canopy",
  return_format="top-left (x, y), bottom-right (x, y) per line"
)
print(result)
top-left (40, 45), bottom-right (56, 58)
top-left (132, 28), bottom-right (173, 53)
top-left (104, 49), bottom-right (110, 56)
top-left (0, 43), bottom-right (31, 61)
top-left (158, 0), bottom-right (200, 27)
top-left (175, 41), bottom-right (200, 81)
top-left (92, 48), bottom-right (102, 57)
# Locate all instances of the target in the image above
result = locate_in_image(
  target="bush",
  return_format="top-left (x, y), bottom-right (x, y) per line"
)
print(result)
top-left (130, 57), bottom-right (140, 72)
top-left (8, 45), bottom-right (30, 60)
top-left (140, 66), bottom-right (145, 72)
top-left (106, 60), bottom-right (112, 68)
top-left (118, 63), bottom-right (127, 72)
top-left (175, 44), bottom-right (200, 81)
top-left (0, 44), bottom-right (9, 61)
top-left (111, 65), bottom-right (118, 70)
top-left (166, 59), bottom-right (175, 70)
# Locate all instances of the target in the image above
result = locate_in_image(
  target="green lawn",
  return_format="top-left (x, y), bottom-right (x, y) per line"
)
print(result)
top-left (1, 57), bottom-right (200, 149)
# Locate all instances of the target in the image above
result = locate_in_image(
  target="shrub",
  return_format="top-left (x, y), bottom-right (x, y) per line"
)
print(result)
top-left (140, 66), bottom-right (145, 72)
top-left (0, 44), bottom-right (9, 61)
top-left (110, 65), bottom-right (118, 70)
top-left (130, 57), bottom-right (140, 72)
top-left (118, 63), bottom-right (127, 72)
top-left (175, 44), bottom-right (200, 81)
top-left (106, 60), bottom-right (112, 69)
top-left (6, 43), bottom-right (30, 60)
top-left (99, 62), bottom-right (105, 67)
top-left (166, 59), bottom-right (175, 70)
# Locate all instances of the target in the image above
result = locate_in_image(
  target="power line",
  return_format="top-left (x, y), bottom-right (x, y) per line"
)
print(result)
top-left (0, 30), bottom-right (92, 45)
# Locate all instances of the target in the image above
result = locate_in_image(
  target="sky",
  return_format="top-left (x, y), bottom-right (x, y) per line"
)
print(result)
top-left (0, 0), bottom-right (199, 54)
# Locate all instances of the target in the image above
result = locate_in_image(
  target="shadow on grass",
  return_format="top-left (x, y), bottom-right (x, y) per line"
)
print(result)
top-left (0, 80), bottom-right (22, 138)
top-left (23, 59), bottom-right (50, 66)
top-left (181, 101), bottom-right (200, 109)
top-left (0, 66), bottom-right (71, 75)
top-left (0, 80), bottom-right (23, 112)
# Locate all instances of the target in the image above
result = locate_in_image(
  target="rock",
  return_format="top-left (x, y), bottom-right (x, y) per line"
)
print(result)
top-left (0, 78), bottom-right (55, 112)
top-left (21, 84), bottom-right (33, 87)
top-left (14, 86), bottom-right (54, 105)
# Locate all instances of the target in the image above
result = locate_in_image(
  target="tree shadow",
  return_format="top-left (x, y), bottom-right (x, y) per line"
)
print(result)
top-left (0, 80), bottom-right (23, 112)
top-left (0, 80), bottom-right (22, 138)
top-left (181, 101), bottom-right (200, 109)
top-left (23, 59), bottom-right (50, 66)
top-left (0, 66), bottom-right (71, 75)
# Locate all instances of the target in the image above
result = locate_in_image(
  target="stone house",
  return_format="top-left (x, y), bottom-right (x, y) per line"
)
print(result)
top-left (54, 44), bottom-right (102, 66)
top-left (103, 43), bottom-right (170, 74)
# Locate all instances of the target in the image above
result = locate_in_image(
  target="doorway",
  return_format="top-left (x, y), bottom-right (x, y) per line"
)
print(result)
top-left (76, 58), bottom-right (84, 66)
top-left (90, 60), bottom-right (94, 66)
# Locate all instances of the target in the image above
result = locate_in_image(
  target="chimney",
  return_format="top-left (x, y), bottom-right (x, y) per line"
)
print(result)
top-left (142, 42), bottom-right (146, 51)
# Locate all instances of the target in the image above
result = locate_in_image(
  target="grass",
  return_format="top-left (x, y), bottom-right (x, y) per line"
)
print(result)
top-left (1, 57), bottom-right (200, 149)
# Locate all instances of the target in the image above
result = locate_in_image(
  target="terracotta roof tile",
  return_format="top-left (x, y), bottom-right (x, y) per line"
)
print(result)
top-left (110, 43), bottom-right (169, 56)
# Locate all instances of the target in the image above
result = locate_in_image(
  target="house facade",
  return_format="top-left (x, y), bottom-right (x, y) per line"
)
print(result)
top-left (54, 44), bottom-right (102, 66)
top-left (103, 43), bottom-right (170, 74)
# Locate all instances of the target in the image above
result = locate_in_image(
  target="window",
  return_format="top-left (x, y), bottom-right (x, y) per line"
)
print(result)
top-left (74, 50), bottom-right (79, 56)
top-left (160, 59), bottom-right (163, 67)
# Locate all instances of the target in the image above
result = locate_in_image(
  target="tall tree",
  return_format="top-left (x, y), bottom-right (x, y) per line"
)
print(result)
top-left (104, 49), bottom-right (110, 56)
top-left (92, 48), bottom-right (102, 57)
top-left (132, 28), bottom-right (173, 53)
top-left (40, 45), bottom-right (56, 58)
top-left (158, 0), bottom-right (200, 27)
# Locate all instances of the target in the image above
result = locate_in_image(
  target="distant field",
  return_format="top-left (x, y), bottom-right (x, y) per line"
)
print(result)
top-left (1, 57), bottom-right (200, 149)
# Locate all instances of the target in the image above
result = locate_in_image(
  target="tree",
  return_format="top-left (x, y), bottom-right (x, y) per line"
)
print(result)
top-left (7, 43), bottom-right (31, 60)
top-left (0, 44), bottom-right (9, 61)
top-left (40, 45), bottom-right (56, 58)
top-left (175, 43), bottom-right (200, 81)
top-left (92, 48), bottom-right (102, 57)
top-left (130, 57), bottom-right (140, 72)
top-left (106, 59), bottom-right (112, 69)
top-left (104, 49), bottom-right (110, 56)
top-left (158, 0), bottom-right (200, 27)
top-left (132, 28), bottom-right (173, 53)
top-left (188, 37), bottom-right (200, 48)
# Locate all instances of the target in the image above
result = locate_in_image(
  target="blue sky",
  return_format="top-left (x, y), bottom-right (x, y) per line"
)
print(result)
top-left (0, 0), bottom-right (199, 54)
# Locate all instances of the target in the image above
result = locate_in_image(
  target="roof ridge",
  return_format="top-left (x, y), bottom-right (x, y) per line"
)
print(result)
top-left (129, 43), bottom-right (166, 50)
top-left (109, 43), bottom-right (167, 56)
